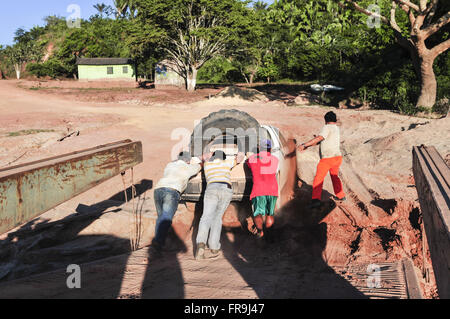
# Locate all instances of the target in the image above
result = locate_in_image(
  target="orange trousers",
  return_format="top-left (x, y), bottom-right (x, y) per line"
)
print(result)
top-left (312, 156), bottom-right (345, 200)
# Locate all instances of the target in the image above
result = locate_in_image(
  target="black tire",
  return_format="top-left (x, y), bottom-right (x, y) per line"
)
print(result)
top-left (190, 109), bottom-right (260, 156)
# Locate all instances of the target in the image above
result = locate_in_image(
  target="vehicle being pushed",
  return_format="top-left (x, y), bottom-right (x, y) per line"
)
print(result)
top-left (181, 109), bottom-right (297, 215)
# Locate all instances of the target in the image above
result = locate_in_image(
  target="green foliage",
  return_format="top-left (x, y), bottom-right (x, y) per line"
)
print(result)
top-left (435, 51), bottom-right (450, 101)
top-left (432, 97), bottom-right (449, 115)
top-left (4, 26), bottom-right (45, 75)
top-left (354, 59), bottom-right (419, 113)
top-left (7, 129), bottom-right (55, 137)
top-left (1, 0), bottom-right (448, 112)
top-left (257, 54), bottom-right (279, 82)
top-left (26, 58), bottom-right (68, 78)
top-left (131, 0), bottom-right (251, 89)
top-left (351, 46), bottom-right (449, 115)
top-left (5, 16), bottom-right (135, 78)
top-left (198, 57), bottom-right (242, 83)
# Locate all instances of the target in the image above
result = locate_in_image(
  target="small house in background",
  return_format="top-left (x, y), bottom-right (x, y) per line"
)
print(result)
top-left (155, 60), bottom-right (184, 89)
top-left (76, 58), bottom-right (136, 81)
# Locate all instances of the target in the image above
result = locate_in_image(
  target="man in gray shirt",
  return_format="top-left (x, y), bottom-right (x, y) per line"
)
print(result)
top-left (297, 111), bottom-right (346, 208)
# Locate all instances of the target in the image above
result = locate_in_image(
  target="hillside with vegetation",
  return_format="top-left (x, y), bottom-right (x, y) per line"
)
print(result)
top-left (0, 0), bottom-right (448, 115)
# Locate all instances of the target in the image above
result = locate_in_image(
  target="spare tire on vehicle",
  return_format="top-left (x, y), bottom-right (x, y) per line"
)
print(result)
top-left (190, 109), bottom-right (261, 156)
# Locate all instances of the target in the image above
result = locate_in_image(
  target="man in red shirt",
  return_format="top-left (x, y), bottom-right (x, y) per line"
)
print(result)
top-left (246, 139), bottom-right (279, 238)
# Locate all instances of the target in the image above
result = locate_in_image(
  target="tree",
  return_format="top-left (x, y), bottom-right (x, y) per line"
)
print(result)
top-left (55, 18), bottom-right (133, 78)
top-left (258, 54), bottom-right (279, 83)
top-left (5, 28), bottom-right (43, 79)
top-left (230, 0), bottom-right (272, 84)
top-left (93, 3), bottom-right (107, 18)
top-left (338, 0), bottom-right (450, 109)
top-left (263, 0), bottom-right (364, 81)
top-left (253, 0), bottom-right (267, 11)
top-left (0, 45), bottom-right (6, 79)
top-left (114, 0), bottom-right (137, 18)
top-left (6, 44), bottom-right (32, 79)
top-left (114, 0), bottom-right (128, 17)
top-left (133, 0), bottom-right (250, 91)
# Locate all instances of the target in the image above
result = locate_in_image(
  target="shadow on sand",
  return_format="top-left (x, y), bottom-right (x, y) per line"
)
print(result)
top-left (1, 177), bottom-right (365, 299)
top-left (140, 230), bottom-right (187, 298)
top-left (218, 180), bottom-right (367, 298)
top-left (0, 179), bottom-right (155, 299)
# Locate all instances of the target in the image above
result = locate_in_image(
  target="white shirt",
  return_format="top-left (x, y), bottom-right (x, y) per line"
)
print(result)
top-left (319, 124), bottom-right (342, 159)
top-left (155, 159), bottom-right (202, 193)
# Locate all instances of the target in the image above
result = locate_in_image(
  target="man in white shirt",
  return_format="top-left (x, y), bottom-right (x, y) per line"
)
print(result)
top-left (150, 151), bottom-right (202, 255)
top-left (297, 111), bottom-right (346, 208)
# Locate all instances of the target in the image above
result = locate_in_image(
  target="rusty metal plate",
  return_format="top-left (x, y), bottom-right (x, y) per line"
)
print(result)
top-left (0, 140), bottom-right (143, 235)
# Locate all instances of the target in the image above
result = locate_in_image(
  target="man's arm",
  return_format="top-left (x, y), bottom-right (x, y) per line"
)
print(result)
top-left (297, 135), bottom-right (324, 151)
top-left (236, 152), bottom-right (245, 164)
top-left (228, 152), bottom-right (246, 170)
top-left (200, 152), bottom-right (213, 163)
top-left (189, 157), bottom-right (203, 174)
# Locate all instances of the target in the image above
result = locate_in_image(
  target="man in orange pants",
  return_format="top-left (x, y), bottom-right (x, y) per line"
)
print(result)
top-left (297, 111), bottom-right (346, 209)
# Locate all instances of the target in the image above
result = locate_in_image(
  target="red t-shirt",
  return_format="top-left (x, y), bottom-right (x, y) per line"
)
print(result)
top-left (247, 152), bottom-right (279, 200)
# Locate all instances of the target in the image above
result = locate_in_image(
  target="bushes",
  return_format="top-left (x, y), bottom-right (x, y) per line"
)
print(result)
top-left (353, 62), bottom-right (418, 114)
top-left (433, 97), bottom-right (449, 115)
top-left (15, 17), bottom-right (133, 79)
top-left (352, 51), bottom-right (449, 115)
top-left (257, 54), bottom-right (279, 83)
top-left (26, 58), bottom-right (71, 78)
top-left (198, 57), bottom-right (244, 84)
top-left (435, 52), bottom-right (450, 103)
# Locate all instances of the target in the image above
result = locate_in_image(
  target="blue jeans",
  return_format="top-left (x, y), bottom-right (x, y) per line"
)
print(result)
top-left (196, 183), bottom-right (233, 250)
top-left (153, 187), bottom-right (181, 246)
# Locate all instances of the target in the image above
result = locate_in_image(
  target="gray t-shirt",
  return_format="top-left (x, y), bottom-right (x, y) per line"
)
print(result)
top-left (318, 124), bottom-right (342, 159)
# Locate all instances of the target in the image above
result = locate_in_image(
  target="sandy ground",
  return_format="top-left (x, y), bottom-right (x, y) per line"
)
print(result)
top-left (0, 79), bottom-right (448, 298)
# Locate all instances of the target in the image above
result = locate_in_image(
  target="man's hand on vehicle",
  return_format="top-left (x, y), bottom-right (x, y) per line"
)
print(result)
top-left (201, 152), bottom-right (213, 162)
top-left (236, 152), bottom-right (245, 163)
top-left (190, 157), bottom-right (201, 165)
top-left (297, 143), bottom-right (307, 152)
top-left (297, 135), bottom-right (324, 151)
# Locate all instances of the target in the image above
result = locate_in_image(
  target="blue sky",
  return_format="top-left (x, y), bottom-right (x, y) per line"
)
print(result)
top-left (0, 0), bottom-right (274, 47)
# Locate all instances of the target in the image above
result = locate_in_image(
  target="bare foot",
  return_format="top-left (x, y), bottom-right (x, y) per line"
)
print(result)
top-left (246, 217), bottom-right (255, 233)
top-left (249, 224), bottom-right (259, 235)
top-left (265, 215), bottom-right (274, 228)
top-left (254, 215), bottom-right (264, 231)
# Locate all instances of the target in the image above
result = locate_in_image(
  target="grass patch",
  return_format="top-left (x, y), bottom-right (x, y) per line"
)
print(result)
top-left (273, 79), bottom-right (315, 85)
top-left (7, 129), bottom-right (55, 137)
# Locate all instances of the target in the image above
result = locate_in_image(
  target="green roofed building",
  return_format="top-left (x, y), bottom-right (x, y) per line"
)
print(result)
top-left (76, 58), bottom-right (136, 81)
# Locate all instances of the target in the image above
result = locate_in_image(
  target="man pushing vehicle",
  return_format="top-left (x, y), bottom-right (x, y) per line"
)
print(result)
top-left (297, 111), bottom-right (346, 209)
top-left (149, 151), bottom-right (202, 257)
top-left (246, 139), bottom-right (279, 238)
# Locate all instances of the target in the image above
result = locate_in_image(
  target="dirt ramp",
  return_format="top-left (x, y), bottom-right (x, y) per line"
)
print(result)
top-left (214, 86), bottom-right (269, 102)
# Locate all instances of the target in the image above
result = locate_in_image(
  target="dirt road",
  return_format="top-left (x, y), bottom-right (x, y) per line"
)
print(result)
top-left (0, 80), bottom-right (447, 298)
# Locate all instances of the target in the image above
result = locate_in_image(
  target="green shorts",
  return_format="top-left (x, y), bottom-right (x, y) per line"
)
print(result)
top-left (251, 196), bottom-right (278, 217)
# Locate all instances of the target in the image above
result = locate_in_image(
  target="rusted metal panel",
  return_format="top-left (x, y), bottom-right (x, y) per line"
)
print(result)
top-left (412, 145), bottom-right (450, 298)
top-left (402, 258), bottom-right (423, 299)
top-left (0, 140), bottom-right (143, 235)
